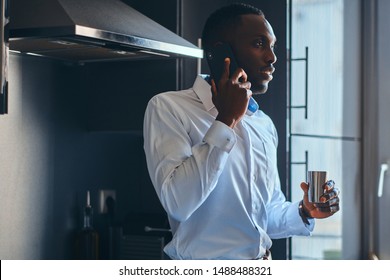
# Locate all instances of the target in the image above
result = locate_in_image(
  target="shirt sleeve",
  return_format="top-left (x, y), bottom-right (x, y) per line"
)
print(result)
top-left (143, 95), bottom-right (236, 222)
top-left (264, 121), bottom-right (314, 238)
top-left (266, 189), bottom-right (314, 239)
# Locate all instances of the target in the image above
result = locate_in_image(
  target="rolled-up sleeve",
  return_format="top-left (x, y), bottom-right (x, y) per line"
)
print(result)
top-left (266, 190), bottom-right (314, 238)
top-left (143, 96), bottom-right (236, 222)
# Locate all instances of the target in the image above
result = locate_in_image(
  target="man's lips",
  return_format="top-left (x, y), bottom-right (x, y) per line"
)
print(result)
top-left (259, 67), bottom-right (275, 81)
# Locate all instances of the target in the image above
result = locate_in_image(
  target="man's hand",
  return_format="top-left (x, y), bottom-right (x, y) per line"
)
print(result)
top-left (211, 58), bottom-right (252, 128)
top-left (300, 180), bottom-right (340, 219)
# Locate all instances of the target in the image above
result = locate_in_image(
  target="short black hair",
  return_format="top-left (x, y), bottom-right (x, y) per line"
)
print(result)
top-left (202, 3), bottom-right (264, 50)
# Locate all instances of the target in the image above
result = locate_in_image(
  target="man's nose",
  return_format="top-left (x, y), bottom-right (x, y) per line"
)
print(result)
top-left (265, 47), bottom-right (277, 64)
top-left (267, 48), bottom-right (278, 64)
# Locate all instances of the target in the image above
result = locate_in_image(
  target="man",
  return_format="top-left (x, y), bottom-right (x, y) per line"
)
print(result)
top-left (143, 3), bottom-right (339, 260)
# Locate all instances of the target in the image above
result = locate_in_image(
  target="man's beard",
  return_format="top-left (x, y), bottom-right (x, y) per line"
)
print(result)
top-left (250, 82), bottom-right (268, 95)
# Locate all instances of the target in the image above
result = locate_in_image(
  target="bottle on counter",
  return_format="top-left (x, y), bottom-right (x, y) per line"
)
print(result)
top-left (76, 190), bottom-right (99, 259)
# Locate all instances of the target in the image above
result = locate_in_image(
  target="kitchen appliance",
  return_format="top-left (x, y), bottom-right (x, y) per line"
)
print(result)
top-left (8, 0), bottom-right (203, 63)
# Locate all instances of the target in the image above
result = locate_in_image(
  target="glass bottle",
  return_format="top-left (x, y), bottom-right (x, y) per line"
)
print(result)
top-left (77, 190), bottom-right (99, 259)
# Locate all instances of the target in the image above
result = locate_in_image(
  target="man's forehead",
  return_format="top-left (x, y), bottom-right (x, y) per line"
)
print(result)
top-left (236, 14), bottom-right (276, 40)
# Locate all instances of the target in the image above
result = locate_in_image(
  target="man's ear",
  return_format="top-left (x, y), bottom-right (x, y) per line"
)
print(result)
top-left (204, 41), bottom-right (224, 53)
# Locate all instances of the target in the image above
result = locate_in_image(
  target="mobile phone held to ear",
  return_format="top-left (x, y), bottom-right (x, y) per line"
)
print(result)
top-left (205, 43), bottom-right (259, 116)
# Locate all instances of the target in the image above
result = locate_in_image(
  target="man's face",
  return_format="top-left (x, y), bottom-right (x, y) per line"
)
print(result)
top-left (229, 15), bottom-right (277, 94)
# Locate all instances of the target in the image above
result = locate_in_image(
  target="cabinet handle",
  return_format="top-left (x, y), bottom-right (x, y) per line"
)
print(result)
top-left (290, 46), bottom-right (309, 119)
top-left (197, 38), bottom-right (202, 75)
top-left (377, 162), bottom-right (389, 197)
top-left (291, 150), bottom-right (309, 177)
top-left (144, 226), bottom-right (171, 233)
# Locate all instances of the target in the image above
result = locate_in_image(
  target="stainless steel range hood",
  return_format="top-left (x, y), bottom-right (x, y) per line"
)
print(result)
top-left (8, 0), bottom-right (203, 62)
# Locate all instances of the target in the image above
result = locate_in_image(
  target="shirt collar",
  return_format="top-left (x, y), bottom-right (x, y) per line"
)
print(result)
top-left (193, 75), bottom-right (215, 112)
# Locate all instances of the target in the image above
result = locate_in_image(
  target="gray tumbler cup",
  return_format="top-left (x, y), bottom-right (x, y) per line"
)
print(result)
top-left (307, 171), bottom-right (327, 203)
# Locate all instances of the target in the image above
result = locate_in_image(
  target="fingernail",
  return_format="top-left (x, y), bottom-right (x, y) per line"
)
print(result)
top-left (325, 180), bottom-right (335, 191)
top-left (327, 180), bottom-right (335, 187)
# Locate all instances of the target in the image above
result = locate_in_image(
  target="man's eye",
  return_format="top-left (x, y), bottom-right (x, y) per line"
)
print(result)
top-left (254, 40), bottom-right (264, 48)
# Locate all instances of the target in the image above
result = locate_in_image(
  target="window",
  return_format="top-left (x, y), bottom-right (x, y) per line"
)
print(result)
top-left (288, 0), bottom-right (361, 259)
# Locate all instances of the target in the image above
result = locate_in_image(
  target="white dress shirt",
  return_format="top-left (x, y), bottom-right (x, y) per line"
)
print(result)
top-left (143, 75), bottom-right (314, 260)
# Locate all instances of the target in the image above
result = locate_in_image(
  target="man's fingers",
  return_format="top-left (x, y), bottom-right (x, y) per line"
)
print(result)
top-left (231, 67), bottom-right (248, 84)
top-left (220, 57), bottom-right (248, 87)
top-left (316, 203), bottom-right (340, 213)
top-left (211, 79), bottom-right (217, 94)
top-left (300, 182), bottom-right (309, 193)
top-left (324, 180), bottom-right (335, 192)
top-left (239, 81), bottom-right (251, 90)
top-left (319, 187), bottom-right (340, 203)
top-left (220, 57), bottom-right (231, 82)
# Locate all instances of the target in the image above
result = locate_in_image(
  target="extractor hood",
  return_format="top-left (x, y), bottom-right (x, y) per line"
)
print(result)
top-left (8, 0), bottom-right (203, 63)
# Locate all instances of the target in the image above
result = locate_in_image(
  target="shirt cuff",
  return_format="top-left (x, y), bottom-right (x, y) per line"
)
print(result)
top-left (288, 201), bottom-right (315, 235)
top-left (203, 121), bottom-right (236, 152)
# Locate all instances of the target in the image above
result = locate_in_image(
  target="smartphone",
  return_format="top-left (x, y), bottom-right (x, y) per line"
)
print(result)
top-left (205, 43), bottom-right (259, 115)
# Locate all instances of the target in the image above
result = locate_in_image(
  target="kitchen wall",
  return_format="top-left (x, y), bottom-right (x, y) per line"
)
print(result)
top-left (0, 54), bottom-right (81, 259)
top-left (0, 51), bottom-right (179, 259)
top-left (0, 0), bottom-right (183, 260)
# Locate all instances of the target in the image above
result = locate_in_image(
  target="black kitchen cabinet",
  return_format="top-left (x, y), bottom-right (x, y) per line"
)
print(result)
top-left (81, 59), bottom-right (178, 131)
top-left (85, 0), bottom-right (181, 131)
top-left (79, 0), bottom-right (183, 260)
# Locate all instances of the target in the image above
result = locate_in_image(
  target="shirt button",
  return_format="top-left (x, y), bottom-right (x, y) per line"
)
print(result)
top-left (253, 175), bottom-right (257, 181)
